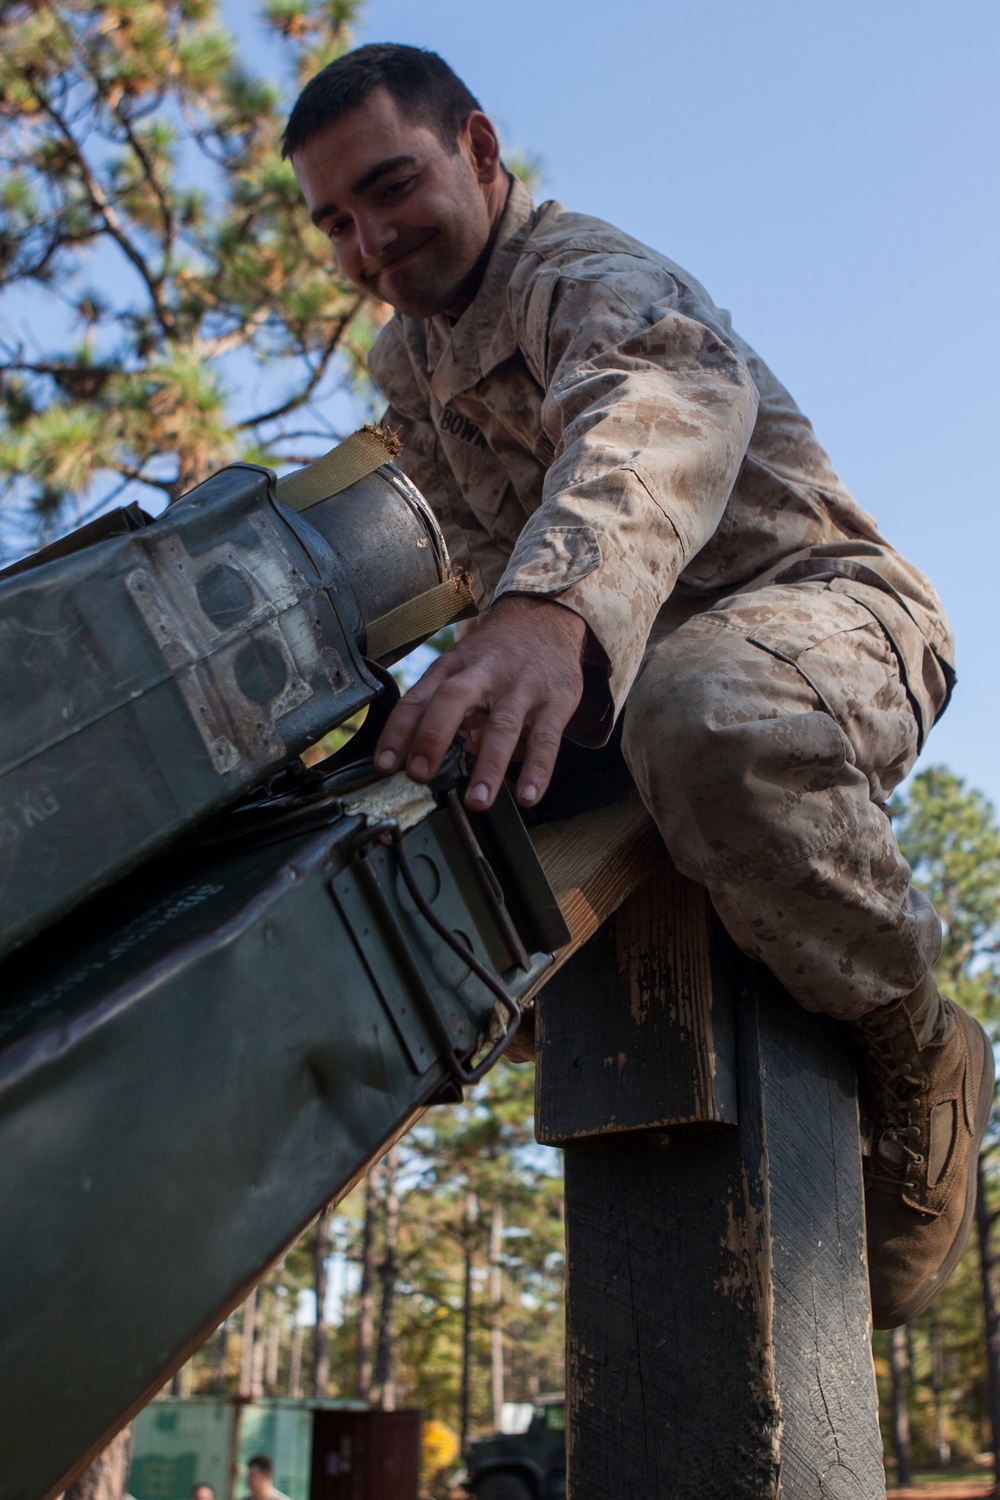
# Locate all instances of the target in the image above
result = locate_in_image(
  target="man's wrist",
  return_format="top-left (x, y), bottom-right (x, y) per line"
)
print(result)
top-left (489, 591), bottom-right (589, 660)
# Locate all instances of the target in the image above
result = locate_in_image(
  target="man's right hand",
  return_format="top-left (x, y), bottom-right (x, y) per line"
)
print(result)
top-left (373, 594), bottom-right (588, 811)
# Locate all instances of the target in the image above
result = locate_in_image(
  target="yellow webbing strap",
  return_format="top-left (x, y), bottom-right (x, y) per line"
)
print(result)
top-left (275, 425), bottom-right (475, 659)
top-left (365, 574), bottom-right (477, 662)
top-left (276, 424), bottom-right (399, 513)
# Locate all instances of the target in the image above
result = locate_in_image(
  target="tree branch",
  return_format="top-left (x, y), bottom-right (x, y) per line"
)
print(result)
top-left (26, 80), bottom-right (173, 336)
top-left (0, 357), bottom-right (115, 397)
top-left (50, 8), bottom-right (176, 251)
top-left (265, 427), bottom-right (342, 445)
top-left (115, 111), bottom-right (175, 246)
top-left (238, 295), bottom-right (365, 430)
top-left (194, 307), bottom-right (274, 362)
top-left (73, 467), bottom-right (149, 522)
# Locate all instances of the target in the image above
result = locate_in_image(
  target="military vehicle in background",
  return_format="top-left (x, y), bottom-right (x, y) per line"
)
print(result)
top-left (458, 1395), bottom-right (566, 1499)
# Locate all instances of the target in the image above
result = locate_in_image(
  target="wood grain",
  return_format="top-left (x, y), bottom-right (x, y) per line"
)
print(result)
top-left (739, 958), bottom-right (883, 1499)
top-left (539, 859), bottom-right (883, 1499)
top-left (535, 854), bottom-right (738, 1142)
top-left (526, 800), bottom-right (661, 1005)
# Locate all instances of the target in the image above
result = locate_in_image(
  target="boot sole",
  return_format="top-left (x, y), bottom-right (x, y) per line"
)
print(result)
top-left (874, 1016), bottom-right (995, 1329)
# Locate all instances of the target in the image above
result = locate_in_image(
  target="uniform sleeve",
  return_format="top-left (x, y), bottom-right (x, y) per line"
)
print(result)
top-left (494, 269), bottom-right (759, 739)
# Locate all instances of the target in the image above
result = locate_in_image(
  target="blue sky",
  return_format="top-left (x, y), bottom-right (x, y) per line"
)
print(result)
top-left (222, 0), bottom-right (1000, 807)
top-left (6, 2), bottom-right (993, 807)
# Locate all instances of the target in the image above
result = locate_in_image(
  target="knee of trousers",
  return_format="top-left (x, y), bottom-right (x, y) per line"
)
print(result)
top-left (622, 653), bottom-right (857, 884)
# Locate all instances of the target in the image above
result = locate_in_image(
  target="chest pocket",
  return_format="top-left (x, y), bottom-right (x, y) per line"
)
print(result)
top-left (437, 414), bottom-right (511, 524)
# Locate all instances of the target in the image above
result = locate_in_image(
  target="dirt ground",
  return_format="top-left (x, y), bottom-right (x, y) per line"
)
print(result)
top-left (886, 1485), bottom-right (996, 1499)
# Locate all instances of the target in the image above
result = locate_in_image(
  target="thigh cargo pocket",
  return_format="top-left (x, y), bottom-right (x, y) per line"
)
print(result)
top-left (747, 586), bottom-right (887, 710)
top-left (744, 583), bottom-right (873, 664)
top-left (745, 585), bottom-right (919, 796)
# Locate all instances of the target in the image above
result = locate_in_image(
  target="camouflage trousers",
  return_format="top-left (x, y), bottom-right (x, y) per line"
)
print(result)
top-left (621, 580), bottom-right (943, 1020)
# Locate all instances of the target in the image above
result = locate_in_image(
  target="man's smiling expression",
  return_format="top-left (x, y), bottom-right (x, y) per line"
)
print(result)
top-left (291, 87), bottom-right (508, 320)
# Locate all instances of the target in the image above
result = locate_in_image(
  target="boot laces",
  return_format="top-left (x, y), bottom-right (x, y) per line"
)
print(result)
top-left (865, 1045), bottom-right (927, 1194)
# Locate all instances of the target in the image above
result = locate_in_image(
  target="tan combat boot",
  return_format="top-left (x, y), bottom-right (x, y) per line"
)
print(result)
top-left (853, 974), bottom-right (995, 1329)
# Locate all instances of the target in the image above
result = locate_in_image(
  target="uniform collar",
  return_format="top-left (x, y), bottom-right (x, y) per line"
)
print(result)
top-left (408, 175), bottom-right (536, 404)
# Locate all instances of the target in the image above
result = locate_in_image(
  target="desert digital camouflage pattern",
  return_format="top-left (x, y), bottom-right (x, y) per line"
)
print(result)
top-left (369, 175), bottom-right (955, 1015)
top-left (370, 177), bottom-right (953, 743)
top-left (624, 582), bottom-right (942, 1016)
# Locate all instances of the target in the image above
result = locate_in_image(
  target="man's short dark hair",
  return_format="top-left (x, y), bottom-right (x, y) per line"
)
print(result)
top-left (282, 43), bottom-right (481, 159)
top-left (247, 1454), bottom-right (273, 1476)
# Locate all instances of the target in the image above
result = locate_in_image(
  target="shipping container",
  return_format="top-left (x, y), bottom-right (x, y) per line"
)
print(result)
top-left (129, 1397), bottom-right (372, 1500)
top-left (310, 1407), bottom-right (422, 1500)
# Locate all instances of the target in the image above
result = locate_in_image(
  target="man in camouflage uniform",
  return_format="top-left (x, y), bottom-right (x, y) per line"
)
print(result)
top-left (286, 44), bottom-right (993, 1329)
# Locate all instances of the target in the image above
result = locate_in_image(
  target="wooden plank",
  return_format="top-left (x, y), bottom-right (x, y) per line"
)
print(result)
top-left (535, 852), bottom-right (737, 1141)
top-left (530, 800), bottom-right (661, 980)
top-left (563, 1131), bottom-right (782, 1499)
top-left (542, 865), bottom-right (883, 1499)
top-left (736, 952), bottom-right (883, 1499)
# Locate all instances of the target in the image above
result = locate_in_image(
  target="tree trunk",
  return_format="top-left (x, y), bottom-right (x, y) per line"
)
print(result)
top-left (65, 1425), bottom-right (134, 1500)
top-left (239, 1286), bottom-right (257, 1398)
top-left (374, 1147), bottom-right (399, 1411)
top-left (357, 1165), bottom-right (379, 1401)
top-left (976, 1155), bottom-right (1000, 1490)
top-left (314, 1208), bottom-right (331, 1398)
top-left (214, 1316), bottom-right (231, 1396)
top-left (288, 1317), bottom-right (304, 1399)
top-left (265, 1262), bottom-right (285, 1395)
top-left (929, 1313), bottom-right (951, 1467)
top-left (890, 1324), bottom-right (913, 1487)
top-left (460, 1188), bottom-right (477, 1454)
top-left (490, 1200), bottom-right (505, 1431)
top-left (251, 1281), bottom-right (267, 1398)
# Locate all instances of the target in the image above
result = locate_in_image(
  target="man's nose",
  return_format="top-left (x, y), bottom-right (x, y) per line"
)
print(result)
top-left (356, 211), bottom-right (397, 268)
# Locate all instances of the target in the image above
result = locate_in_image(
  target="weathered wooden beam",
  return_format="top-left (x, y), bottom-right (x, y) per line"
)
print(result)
top-left (740, 956), bottom-right (883, 1498)
top-left (527, 798), bottom-right (661, 1000)
top-left (536, 851), bottom-right (883, 1500)
top-left (535, 852), bottom-right (737, 1137)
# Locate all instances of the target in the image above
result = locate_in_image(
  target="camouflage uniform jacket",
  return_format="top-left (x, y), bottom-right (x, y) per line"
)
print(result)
top-left (368, 176), bottom-right (954, 745)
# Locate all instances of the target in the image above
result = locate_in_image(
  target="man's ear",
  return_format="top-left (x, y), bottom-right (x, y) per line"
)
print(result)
top-left (463, 110), bottom-right (503, 183)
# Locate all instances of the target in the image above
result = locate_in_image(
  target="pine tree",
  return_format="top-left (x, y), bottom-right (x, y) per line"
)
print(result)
top-left (873, 767), bottom-right (1000, 1480)
top-left (0, 0), bottom-right (378, 560)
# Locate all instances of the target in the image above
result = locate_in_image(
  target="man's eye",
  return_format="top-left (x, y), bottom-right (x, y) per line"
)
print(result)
top-left (382, 176), bottom-right (415, 199)
top-left (327, 219), bottom-right (350, 239)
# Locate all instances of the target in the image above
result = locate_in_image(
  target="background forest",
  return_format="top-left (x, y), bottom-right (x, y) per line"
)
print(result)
top-left (2, 2), bottom-right (999, 1494)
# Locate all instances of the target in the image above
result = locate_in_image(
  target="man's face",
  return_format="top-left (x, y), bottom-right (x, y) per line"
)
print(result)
top-left (292, 87), bottom-right (500, 319)
top-left (246, 1468), bottom-right (269, 1498)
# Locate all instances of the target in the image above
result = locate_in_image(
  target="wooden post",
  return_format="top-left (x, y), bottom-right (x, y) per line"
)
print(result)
top-left (535, 852), bottom-right (883, 1500)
